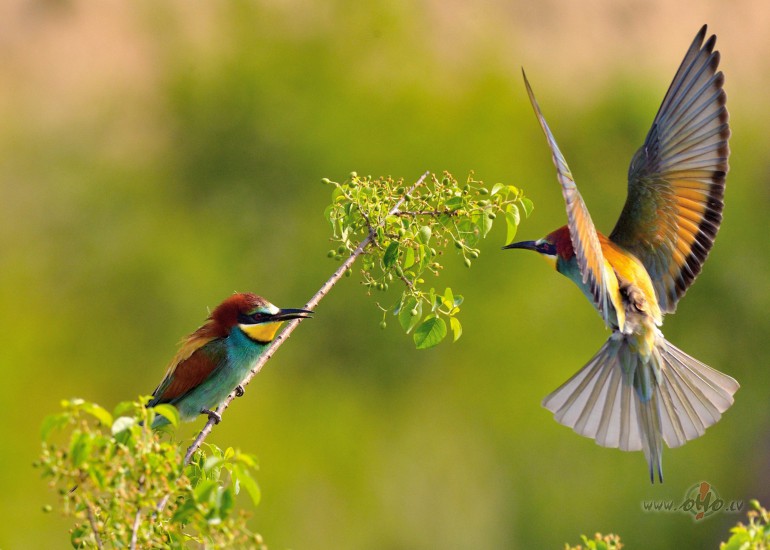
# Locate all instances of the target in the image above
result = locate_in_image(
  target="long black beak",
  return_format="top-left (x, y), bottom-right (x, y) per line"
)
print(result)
top-left (503, 240), bottom-right (539, 251)
top-left (272, 308), bottom-right (314, 321)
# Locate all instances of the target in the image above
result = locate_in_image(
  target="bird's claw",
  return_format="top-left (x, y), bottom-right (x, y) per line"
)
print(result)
top-left (201, 408), bottom-right (222, 424)
top-left (235, 385), bottom-right (245, 397)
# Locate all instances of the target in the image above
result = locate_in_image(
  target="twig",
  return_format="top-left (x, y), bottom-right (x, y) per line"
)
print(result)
top-left (394, 209), bottom-right (457, 217)
top-left (129, 509), bottom-right (142, 550)
top-left (84, 497), bottom-right (104, 550)
top-left (156, 171), bottom-right (430, 513)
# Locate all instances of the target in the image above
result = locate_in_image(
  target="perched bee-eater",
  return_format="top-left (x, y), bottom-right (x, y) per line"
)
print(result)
top-left (506, 25), bottom-right (739, 482)
top-left (147, 293), bottom-right (312, 428)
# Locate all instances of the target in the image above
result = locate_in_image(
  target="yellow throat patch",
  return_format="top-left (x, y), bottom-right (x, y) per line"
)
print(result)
top-left (239, 321), bottom-right (284, 343)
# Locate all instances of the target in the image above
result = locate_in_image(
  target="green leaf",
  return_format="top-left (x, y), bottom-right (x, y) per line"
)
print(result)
top-left (41, 413), bottom-right (70, 441)
top-left (383, 241), bottom-right (399, 268)
top-left (89, 467), bottom-right (106, 490)
top-left (219, 486), bottom-right (235, 517)
top-left (204, 456), bottom-right (226, 472)
top-left (398, 297), bottom-right (422, 334)
top-left (323, 204), bottom-right (335, 225)
top-left (505, 209), bottom-right (519, 243)
top-left (235, 453), bottom-right (258, 469)
top-left (69, 431), bottom-right (91, 467)
top-left (456, 219), bottom-right (480, 246)
top-left (413, 316), bottom-right (448, 349)
top-left (450, 317), bottom-right (463, 342)
top-left (520, 197), bottom-right (534, 217)
top-left (172, 498), bottom-right (198, 524)
top-left (417, 225), bottom-right (432, 244)
top-left (153, 404), bottom-right (180, 428)
top-left (490, 183), bottom-right (504, 196)
top-left (403, 246), bottom-right (415, 269)
top-left (112, 400), bottom-right (135, 418)
top-left (417, 244), bottom-right (430, 272)
top-left (194, 479), bottom-right (218, 503)
top-left (331, 185), bottom-right (346, 202)
top-left (506, 203), bottom-right (520, 225)
top-left (81, 402), bottom-right (113, 427)
top-left (480, 210), bottom-right (493, 237)
top-left (443, 287), bottom-right (455, 309)
top-left (444, 197), bottom-right (463, 211)
top-left (70, 524), bottom-right (88, 547)
top-left (233, 464), bottom-right (261, 506)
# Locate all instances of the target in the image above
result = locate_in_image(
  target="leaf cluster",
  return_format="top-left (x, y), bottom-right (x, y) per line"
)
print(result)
top-left (36, 398), bottom-right (266, 549)
top-left (565, 533), bottom-right (623, 550)
top-left (721, 500), bottom-right (770, 550)
top-left (323, 171), bottom-right (531, 348)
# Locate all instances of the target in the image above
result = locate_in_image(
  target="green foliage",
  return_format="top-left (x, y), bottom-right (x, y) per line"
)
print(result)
top-left (565, 533), bottom-right (623, 550)
top-left (721, 500), bottom-right (770, 550)
top-left (324, 171), bottom-right (531, 348)
top-left (36, 398), bottom-right (266, 549)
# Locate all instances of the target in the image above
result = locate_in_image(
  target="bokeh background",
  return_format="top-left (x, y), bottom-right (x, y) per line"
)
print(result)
top-left (3, 1), bottom-right (769, 548)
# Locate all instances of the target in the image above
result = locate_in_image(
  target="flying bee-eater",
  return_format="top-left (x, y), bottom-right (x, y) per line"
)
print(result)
top-left (147, 293), bottom-right (312, 428)
top-left (505, 25), bottom-right (739, 482)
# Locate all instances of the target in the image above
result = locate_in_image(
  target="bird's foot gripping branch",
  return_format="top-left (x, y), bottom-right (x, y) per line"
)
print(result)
top-left (38, 171), bottom-right (531, 546)
top-left (324, 171), bottom-right (532, 348)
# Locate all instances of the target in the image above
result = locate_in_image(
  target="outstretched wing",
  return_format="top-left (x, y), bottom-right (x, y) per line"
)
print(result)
top-left (523, 70), bottom-right (621, 329)
top-left (609, 25), bottom-right (729, 314)
top-left (148, 333), bottom-right (223, 405)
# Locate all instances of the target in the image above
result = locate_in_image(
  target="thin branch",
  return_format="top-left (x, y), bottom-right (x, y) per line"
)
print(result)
top-left (84, 497), bottom-right (104, 550)
top-left (182, 170), bottom-right (429, 464)
top-left (155, 171), bottom-right (430, 514)
top-left (129, 509), bottom-right (142, 550)
top-left (155, 494), bottom-right (170, 516)
top-left (394, 208), bottom-right (472, 217)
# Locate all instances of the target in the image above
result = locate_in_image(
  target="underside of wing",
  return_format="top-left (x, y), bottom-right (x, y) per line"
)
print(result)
top-left (610, 25), bottom-right (729, 313)
top-left (523, 70), bottom-right (618, 327)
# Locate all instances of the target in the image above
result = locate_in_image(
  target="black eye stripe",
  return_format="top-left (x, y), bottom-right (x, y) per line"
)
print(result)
top-left (539, 242), bottom-right (557, 255)
top-left (238, 312), bottom-right (271, 324)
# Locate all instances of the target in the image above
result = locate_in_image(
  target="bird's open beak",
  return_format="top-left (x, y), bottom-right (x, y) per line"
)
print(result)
top-left (503, 240), bottom-right (539, 252)
top-left (271, 308), bottom-right (314, 321)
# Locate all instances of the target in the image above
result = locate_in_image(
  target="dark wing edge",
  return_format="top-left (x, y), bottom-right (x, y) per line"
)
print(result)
top-left (610, 25), bottom-right (729, 313)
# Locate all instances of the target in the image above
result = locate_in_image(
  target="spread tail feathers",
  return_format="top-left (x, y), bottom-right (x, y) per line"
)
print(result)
top-left (542, 333), bottom-right (739, 482)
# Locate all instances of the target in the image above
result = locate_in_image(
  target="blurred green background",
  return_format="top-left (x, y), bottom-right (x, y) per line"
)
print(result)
top-left (2, 1), bottom-right (769, 548)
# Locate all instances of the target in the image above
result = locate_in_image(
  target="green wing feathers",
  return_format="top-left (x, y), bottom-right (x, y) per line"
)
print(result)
top-left (610, 25), bottom-right (729, 313)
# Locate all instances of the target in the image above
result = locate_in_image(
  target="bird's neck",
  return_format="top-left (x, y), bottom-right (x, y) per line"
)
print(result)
top-left (226, 327), bottom-right (269, 371)
top-left (556, 255), bottom-right (596, 304)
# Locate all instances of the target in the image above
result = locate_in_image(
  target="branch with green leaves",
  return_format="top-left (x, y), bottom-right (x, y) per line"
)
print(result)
top-left (323, 171), bottom-right (531, 348)
top-left (181, 170), bottom-right (529, 465)
top-left (37, 398), bottom-right (266, 549)
top-left (39, 170), bottom-right (531, 545)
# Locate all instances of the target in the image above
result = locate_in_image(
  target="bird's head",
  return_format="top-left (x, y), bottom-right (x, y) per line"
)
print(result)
top-left (503, 225), bottom-right (574, 270)
top-left (209, 293), bottom-right (313, 344)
